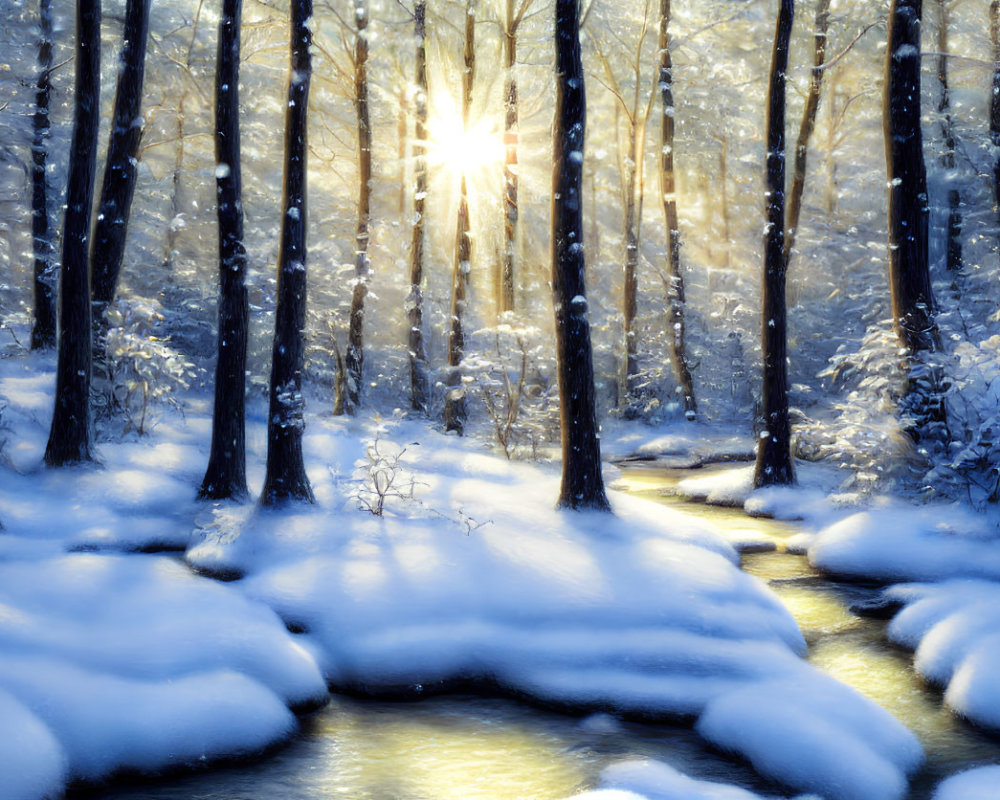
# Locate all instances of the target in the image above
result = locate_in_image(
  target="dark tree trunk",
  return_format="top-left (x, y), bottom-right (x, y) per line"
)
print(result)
top-left (657, 0), bottom-right (695, 419)
top-left (90, 0), bottom-right (151, 319)
top-left (30, 0), bottom-right (55, 350)
top-left (989, 2), bottom-right (1000, 219)
top-left (444, 0), bottom-right (475, 435)
top-left (499, 0), bottom-right (521, 314)
top-left (408, 0), bottom-right (430, 414)
top-left (935, 0), bottom-right (961, 278)
top-left (200, 0), bottom-right (248, 501)
top-left (885, 0), bottom-right (945, 439)
top-left (45, 0), bottom-right (101, 467)
top-left (344, 0), bottom-right (371, 415)
top-left (754, 0), bottom-right (795, 489)
top-left (551, 0), bottom-right (610, 512)
top-left (261, 0), bottom-right (314, 506)
top-left (784, 0), bottom-right (829, 265)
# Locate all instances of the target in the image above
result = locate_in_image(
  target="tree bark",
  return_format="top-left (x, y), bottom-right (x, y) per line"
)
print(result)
top-left (499, 0), bottom-right (520, 314)
top-left (989, 2), bottom-right (1000, 219)
top-left (444, 0), bottom-right (475, 434)
top-left (90, 0), bottom-right (151, 319)
top-left (784, 0), bottom-right (829, 265)
top-left (201, 0), bottom-right (249, 500)
top-left (551, 0), bottom-right (610, 511)
top-left (344, 0), bottom-right (371, 415)
top-left (657, 0), bottom-right (695, 419)
top-left (754, 0), bottom-right (795, 489)
top-left (261, 0), bottom-right (314, 505)
top-left (408, 0), bottom-right (430, 413)
top-left (30, 0), bottom-right (55, 350)
top-left (935, 0), bottom-right (961, 278)
top-left (45, 0), bottom-right (101, 467)
top-left (621, 108), bottom-right (640, 412)
top-left (885, 0), bottom-right (945, 440)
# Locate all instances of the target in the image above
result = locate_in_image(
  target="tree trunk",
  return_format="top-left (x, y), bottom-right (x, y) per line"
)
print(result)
top-left (45, 0), bottom-right (101, 467)
top-left (551, 0), bottom-right (610, 512)
top-left (657, 0), bottom-right (695, 419)
top-left (261, 0), bottom-right (314, 505)
top-left (30, 0), bottom-right (55, 350)
top-left (621, 116), bottom-right (640, 413)
top-left (444, 0), bottom-right (475, 434)
top-left (408, 0), bottom-right (430, 413)
top-left (200, 0), bottom-right (248, 500)
top-left (989, 2), bottom-right (1000, 220)
top-left (935, 0), bottom-right (961, 278)
top-left (500, 0), bottom-right (519, 314)
top-left (89, 0), bottom-right (150, 325)
top-left (784, 0), bottom-right (829, 265)
top-left (885, 0), bottom-right (945, 440)
top-left (754, 0), bottom-right (795, 489)
top-left (344, 0), bottom-right (371, 415)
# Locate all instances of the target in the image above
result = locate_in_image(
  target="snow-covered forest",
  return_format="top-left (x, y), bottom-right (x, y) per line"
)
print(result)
top-left (3, 0), bottom-right (1000, 798)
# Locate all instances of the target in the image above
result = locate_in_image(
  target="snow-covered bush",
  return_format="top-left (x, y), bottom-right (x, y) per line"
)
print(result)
top-left (795, 324), bottom-right (918, 495)
top-left (95, 299), bottom-right (199, 437)
top-left (464, 324), bottom-right (559, 460)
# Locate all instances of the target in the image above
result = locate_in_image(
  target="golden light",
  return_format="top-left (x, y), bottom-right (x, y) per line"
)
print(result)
top-left (425, 97), bottom-right (505, 180)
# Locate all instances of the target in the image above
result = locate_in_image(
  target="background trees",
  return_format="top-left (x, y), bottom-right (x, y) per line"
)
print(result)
top-left (0, 0), bottom-right (994, 504)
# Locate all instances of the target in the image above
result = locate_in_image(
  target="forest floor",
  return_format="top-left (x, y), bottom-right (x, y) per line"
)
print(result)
top-left (1, 344), bottom-right (999, 800)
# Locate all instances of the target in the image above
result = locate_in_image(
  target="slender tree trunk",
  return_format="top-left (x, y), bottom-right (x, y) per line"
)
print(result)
top-left (657, 0), bottom-right (695, 419)
top-left (397, 88), bottom-right (408, 216)
top-left (885, 0), bottom-right (945, 440)
top-left (500, 0), bottom-right (519, 314)
top-left (344, 0), bottom-right (371, 415)
top-left (444, 0), bottom-right (475, 434)
top-left (718, 136), bottom-right (732, 270)
top-left (621, 116), bottom-right (640, 413)
top-left (408, 0), bottom-right (430, 413)
top-left (989, 2), bottom-right (1000, 221)
top-left (754, 0), bottom-right (795, 489)
top-left (162, 0), bottom-right (204, 277)
top-left (45, 0), bottom-right (101, 466)
top-left (201, 0), bottom-right (248, 500)
top-left (261, 0), bottom-right (314, 505)
top-left (936, 0), bottom-right (962, 278)
top-left (784, 0), bottom-right (829, 264)
top-left (552, 0), bottom-right (610, 512)
top-left (30, 0), bottom-right (55, 350)
top-left (90, 0), bottom-right (151, 323)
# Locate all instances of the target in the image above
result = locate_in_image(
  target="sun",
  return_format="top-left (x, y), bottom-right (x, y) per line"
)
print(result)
top-left (425, 97), bottom-right (504, 180)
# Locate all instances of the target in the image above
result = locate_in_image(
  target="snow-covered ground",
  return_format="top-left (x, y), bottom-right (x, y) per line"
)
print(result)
top-left (12, 351), bottom-right (1000, 799)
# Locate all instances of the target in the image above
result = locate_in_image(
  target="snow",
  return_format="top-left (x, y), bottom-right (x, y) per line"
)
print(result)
top-left (932, 766), bottom-right (1000, 799)
top-left (0, 355), bottom-right (928, 800)
top-left (569, 759), bottom-right (783, 799)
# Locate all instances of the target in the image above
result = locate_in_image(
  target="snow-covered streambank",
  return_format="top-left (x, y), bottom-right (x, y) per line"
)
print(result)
top-left (1, 355), bottom-right (922, 799)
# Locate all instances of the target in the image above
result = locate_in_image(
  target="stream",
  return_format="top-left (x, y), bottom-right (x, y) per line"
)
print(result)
top-left (72, 464), bottom-right (1000, 800)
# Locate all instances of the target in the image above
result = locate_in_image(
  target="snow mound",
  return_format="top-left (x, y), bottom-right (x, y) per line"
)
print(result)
top-left (0, 689), bottom-right (66, 800)
top-left (932, 766), bottom-right (1000, 799)
top-left (697, 675), bottom-right (921, 800)
top-left (810, 508), bottom-right (1000, 582)
top-left (0, 553), bottom-right (327, 789)
top-left (887, 580), bottom-right (1000, 730)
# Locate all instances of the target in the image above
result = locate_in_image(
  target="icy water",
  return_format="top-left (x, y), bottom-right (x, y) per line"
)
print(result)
top-left (73, 463), bottom-right (1000, 800)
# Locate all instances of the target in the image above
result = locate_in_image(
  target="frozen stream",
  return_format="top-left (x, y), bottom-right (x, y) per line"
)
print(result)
top-left (69, 464), bottom-right (1000, 800)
